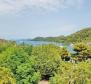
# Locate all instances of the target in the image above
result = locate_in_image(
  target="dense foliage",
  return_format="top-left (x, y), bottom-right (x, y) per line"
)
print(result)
top-left (66, 28), bottom-right (91, 43)
top-left (31, 44), bottom-right (61, 79)
top-left (0, 40), bottom-right (91, 84)
top-left (0, 67), bottom-right (16, 84)
top-left (50, 62), bottom-right (91, 84)
top-left (32, 36), bottom-right (66, 43)
top-left (73, 42), bottom-right (91, 61)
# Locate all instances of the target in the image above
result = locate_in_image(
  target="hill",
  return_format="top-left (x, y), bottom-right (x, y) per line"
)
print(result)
top-left (66, 28), bottom-right (91, 43)
top-left (32, 35), bottom-right (66, 43)
top-left (32, 28), bottom-right (91, 43)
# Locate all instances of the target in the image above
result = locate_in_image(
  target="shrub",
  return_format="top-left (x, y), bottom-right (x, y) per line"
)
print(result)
top-left (59, 47), bottom-right (71, 61)
top-left (0, 67), bottom-right (16, 84)
top-left (16, 61), bottom-right (41, 84)
top-left (31, 44), bottom-right (61, 79)
top-left (73, 42), bottom-right (91, 61)
top-left (0, 46), bottom-right (29, 73)
top-left (50, 61), bottom-right (91, 84)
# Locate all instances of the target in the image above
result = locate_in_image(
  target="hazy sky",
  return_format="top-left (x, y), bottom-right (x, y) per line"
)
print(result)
top-left (0, 0), bottom-right (91, 39)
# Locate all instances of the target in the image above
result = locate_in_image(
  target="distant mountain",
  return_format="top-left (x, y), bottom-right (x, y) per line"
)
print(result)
top-left (32, 28), bottom-right (91, 43)
top-left (32, 35), bottom-right (66, 43)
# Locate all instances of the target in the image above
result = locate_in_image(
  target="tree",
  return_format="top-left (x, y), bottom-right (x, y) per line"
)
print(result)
top-left (31, 44), bottom-right (61, 79)
top-left (0, 46), bottom-right (29, 74)
top-left (59, 47), bottom-right (71, 61)
top-left (20, 44), bottom-right (33, 56)
top-left (0, 67), bottom-right (16, 84)
top-left (50, 61), bottom-right (91, 84)
top-left (73, 42), bottom-right (91, 61)
top-left (16, 61), bottom-right (41, 84)
top-left (0, 45), bottom-right (41, 84)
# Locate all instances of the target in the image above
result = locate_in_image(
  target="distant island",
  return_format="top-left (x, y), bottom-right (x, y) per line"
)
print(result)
top-left (32, 28), bottom-right (91, 44)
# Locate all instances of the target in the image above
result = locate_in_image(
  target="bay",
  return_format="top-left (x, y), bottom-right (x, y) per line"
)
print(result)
top-left (16, 40), bottom-right (76, 53)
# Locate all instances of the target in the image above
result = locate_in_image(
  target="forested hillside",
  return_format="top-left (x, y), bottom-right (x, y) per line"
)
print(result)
top-left (32, 28), bottom-right (91, 43)
top-left (32, 36), bottom-right (66, 43)
top-left (66, 28), bottom-right (91, 43)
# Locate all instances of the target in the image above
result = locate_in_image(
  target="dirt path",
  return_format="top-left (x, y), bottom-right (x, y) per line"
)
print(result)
top-left (38, 80), bottom-right (49, 84)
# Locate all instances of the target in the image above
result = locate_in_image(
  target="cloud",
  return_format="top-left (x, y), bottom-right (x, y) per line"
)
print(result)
top-left (0, 0), bottom-right (84, 14)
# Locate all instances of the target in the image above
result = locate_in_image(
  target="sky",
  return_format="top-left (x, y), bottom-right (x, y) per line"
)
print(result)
top-left (0, 0), bottom-right (91, 39)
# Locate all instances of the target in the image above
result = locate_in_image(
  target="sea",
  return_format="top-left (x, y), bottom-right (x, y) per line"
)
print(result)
top-left (16, 40), bottom-right (76, 54)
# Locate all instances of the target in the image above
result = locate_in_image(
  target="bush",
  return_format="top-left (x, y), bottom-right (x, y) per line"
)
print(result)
top-left (31, 44), bottom-right (61, 79)
top-left (0, 46), bottom-right (29, 73)
top-left (0, 67), bottom-right (16, 84)
top-left (0, 45), bottom-right (41, 84)
top-left (59, 47), bottom-right (71, 61)
top-left (19, 44), bottom-right (33, 56)
top-left (16, 61), bottom-right (41, 84)
top-left (50, 61), bottom-right (91, 84)
top-left (73, 43), bottom-right (91, 61)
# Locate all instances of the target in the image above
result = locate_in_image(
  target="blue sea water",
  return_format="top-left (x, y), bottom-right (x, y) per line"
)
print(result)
top-left (16, 40), bottom-right (76, 53)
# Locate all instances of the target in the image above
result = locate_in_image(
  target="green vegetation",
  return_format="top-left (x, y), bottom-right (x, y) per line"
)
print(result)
top-left (73, 42), bottom-right (91, 61)
top-left (50, 62), bottom-right (91, 84)
top-left (32, 28), bottom-right (91, 43)
top-left (66, 28), bottom-right (91, 43)
top-left (59, 47), bottom-right (71, 61)
top-left (0, 67), bottom-right (16, 84)
top-left (31, 44), bottom-right (61, 79)
top-left (32, 35), bottom-right (66, 43)
top-left (0, 30), bottom-right (91, 84)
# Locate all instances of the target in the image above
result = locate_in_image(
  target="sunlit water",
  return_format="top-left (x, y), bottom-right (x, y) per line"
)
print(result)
top-left (16, 40), bottom-right (76, 53)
